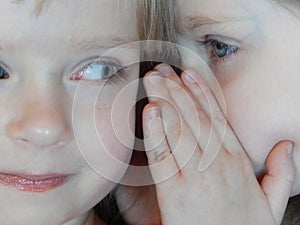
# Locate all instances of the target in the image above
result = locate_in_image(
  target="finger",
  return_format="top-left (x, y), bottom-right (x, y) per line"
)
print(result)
top-left (154, 64), bottom-right (211, 153)
top-left (154, 64), bottom-right (227, 171)
top-left (143, 71), bottom-right (181, 154)
top-left (181, 68), bottom-right (243, 155)
top-left (143, 71), bottom-right (201, 171)
top-left (143, 103), bottom-right (179, 183)
top-left (261, 141), bottom-right (295, 225)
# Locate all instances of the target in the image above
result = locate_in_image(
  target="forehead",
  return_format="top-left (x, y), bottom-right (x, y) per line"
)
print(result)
top-left (0, 0), bottom-right (137, 51)
top-left (175, 0), bottom-right (271, 22)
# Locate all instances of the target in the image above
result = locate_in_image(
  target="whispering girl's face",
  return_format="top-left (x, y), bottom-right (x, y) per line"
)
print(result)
top-left (0, 1), bottom-right (139, 224)
top-left (175, 0), bottom-right (300, 196)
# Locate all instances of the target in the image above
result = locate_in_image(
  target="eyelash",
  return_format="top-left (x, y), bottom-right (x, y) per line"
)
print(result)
top-left (0, 60), bottom-right (131, 86)
top-left (106, 66), bottom-right (131, 86)
top-left (197, 39), bottom-right (239, 65)
top-left (0, 66), bottom-right (10, 80)
top-left (70, 59), bottom-right (131, 86)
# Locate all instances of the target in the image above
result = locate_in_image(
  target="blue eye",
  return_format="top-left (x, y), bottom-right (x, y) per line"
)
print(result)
top-left (197, 39), bottom-right (238, 60)
top-left (210, 40), bottom-right (237, 58)
top-left (0, 66), bottom-right (9, 79)
top-left (71, 62), bottom-right (119, 81)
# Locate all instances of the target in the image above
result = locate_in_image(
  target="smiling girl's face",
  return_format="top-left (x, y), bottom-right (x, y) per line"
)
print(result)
top-left (0, 1), bottom-right (139, 224)
top-left (175, 0), bottom-right (300, 195)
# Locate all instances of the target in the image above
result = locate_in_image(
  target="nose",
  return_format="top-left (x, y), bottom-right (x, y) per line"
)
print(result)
top-left (7, 100), bottom-right (72, 150)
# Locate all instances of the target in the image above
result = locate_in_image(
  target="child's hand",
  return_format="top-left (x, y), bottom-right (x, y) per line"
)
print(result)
top-left (115, 151), bottom-right (161, 225)
top-left (142, 64), bottom-right (295, 225)
top-left (115, 184), bottom-right (161, 225)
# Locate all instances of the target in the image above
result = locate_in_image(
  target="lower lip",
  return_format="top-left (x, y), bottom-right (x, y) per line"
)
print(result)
top-left (0, 173), bottom-right (70, 192)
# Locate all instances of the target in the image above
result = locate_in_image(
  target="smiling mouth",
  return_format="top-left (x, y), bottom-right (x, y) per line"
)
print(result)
top-left (0, 173), bottom-right (71, 192)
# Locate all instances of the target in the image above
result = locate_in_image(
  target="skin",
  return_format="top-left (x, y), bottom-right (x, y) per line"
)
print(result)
top-left (143, 65), bottom-right (294, 224)
top-left (0, 1), bottom-right (139, 225)
top-left (132, 0), bottom-right (300, 224)
top-left (174, 0), bottom-right (300, 195)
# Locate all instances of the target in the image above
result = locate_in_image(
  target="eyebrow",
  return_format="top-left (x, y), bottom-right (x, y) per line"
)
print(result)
top-left (71, 37), bottom-right (137, 52)
top-left (0, 37), bottom-right (137, 53)
top-left (183, 16), bottom-right (224, 31)
top-left (181, 15), bottom-right (256, 39)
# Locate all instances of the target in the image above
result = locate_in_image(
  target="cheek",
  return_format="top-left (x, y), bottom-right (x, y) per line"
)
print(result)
top-left (225, 89), bottom-right (275, 170)
top-left (223, 77), bottom-right (300, 195)
top-left (73, 83), bottom-right (138, 183)
top-left (95, 82), bottom-right (138, 162)
top-left (74, 107), bottom-right (133, 185)
top-left (95, 105), bottom-right (134, 164)
top-left (213, 31), bottom-right (300, 171)
top-left (221, 71), bottom-right (297, 173)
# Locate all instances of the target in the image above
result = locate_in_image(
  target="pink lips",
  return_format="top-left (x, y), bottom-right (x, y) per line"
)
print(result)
top-left (0, 173), bottom-right (70, 192)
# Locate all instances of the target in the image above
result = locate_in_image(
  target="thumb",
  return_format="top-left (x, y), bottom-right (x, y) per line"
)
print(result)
top-left (261, 141), bottom-right (295, 225)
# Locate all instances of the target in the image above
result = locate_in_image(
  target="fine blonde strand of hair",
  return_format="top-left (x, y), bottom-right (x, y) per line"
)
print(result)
top-left (11, 0), bottom-right (47, 15)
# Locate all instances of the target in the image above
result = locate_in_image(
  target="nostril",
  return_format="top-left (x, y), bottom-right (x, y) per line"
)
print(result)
top-left (10, 126), bottom-right (70, 149)
top-left (20, 138), bottom-right (29, 143)
top-left (24, 126), bottom-right (69, 148)
top-left (13, 138), bottom-right (29, 147)
top-left (6, 115), bottom-right (71, 150)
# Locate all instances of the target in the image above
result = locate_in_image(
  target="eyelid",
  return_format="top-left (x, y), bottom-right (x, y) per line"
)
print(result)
top-left (70, 56), bottom-right (124, 82)
top-left (201, 34), bottom-right (240, 48)
top-left (192, 19), bottom-right (256, 41)
top-left (69, 56), bottom-right (132, 87)
top-left (0, 61), bottom-right (11, 73)
top-left (71, 56), bottom-right (122, 75)
top-left (196, 35), bottom-right (240, 66)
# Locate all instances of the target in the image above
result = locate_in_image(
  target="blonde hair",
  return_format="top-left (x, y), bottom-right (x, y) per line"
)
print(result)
top-left (274, 0), bottom-right (300, 18)
top-left (277, 0), bottom-right (300, 7)
top-left (12, 0), bottom-right (46, 15)
top-left (11, 0), bottom-right (174, 41)
top-left (137, 0), bottom-right (175, 42)
top-left (137, 0), bottom-right (180, 65)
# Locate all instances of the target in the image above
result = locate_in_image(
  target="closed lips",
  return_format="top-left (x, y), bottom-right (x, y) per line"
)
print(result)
top-left (0, 173), bottom-right (71, 192)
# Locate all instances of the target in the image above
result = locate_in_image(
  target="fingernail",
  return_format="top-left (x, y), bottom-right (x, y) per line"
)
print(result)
top-left (183, 73), bottom-right (196, 83)
top-left (155, 64), bottom-right (172, 77)
top-left (286, 143), bottom-right (294, 158)
top-left (148, 107), bottom-right (160, 119)
top-left (147, 72), bottom-right (162, 85)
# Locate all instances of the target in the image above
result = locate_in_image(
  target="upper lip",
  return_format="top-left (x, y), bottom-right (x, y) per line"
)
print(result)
top-left (0, 172), bottom-right (73, 180)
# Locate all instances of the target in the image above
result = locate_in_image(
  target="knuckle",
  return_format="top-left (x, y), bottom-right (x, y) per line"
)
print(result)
top-left (149, 145), bottom-right (171, 162)
top-left (145, 133), bottom-right (165, 150)
top-left (195, 85), bottom-right (209, 99)
top-left (210, 109), bottom-right (226, 123)
top-left (194, 88), bottom-right (207, 103)
top-left (147, 129), bottom-right (162, 142)
top-left (165, 77), bottom-right (181, 90)
top-left (166, 122), bottom-right (182, 137)
top-left (196, 107), bottom-right (208, 121)
top-left (152, 98), bottom-right (168, 107)
top-left (236, 155), bottom-right (253, 175)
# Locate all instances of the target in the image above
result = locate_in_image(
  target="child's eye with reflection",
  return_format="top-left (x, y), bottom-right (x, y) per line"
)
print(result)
top-left (210, 40), bottom-right (237, 58)
top-left (197, 39), bottom-right (238, 64)
top-left (70, 60), bottom-right (129, 85)
top-left (0, 66), bottom-right (9, 79)
top-left (71, 62), bottom-right (118, 81)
